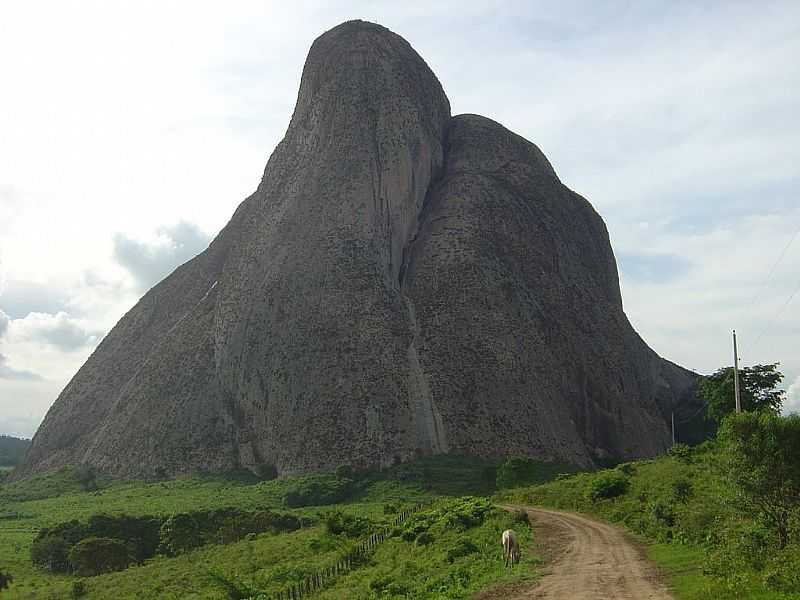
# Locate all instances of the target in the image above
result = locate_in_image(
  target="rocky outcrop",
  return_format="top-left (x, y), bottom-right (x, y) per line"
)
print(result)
top-left (16, 20), bottom-right (698, 480)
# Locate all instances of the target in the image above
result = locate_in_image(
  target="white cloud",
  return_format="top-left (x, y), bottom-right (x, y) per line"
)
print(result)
top-left (112, 221), bottom-right (212, 291)
top-left (10, 312), bottom-right (101, 352)
top-left (0, 353), bottom-right (41, 381)
top-left (785, 376), bottom-right (800, 416)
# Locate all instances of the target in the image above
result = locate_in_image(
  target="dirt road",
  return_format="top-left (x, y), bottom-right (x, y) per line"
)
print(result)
top-left (480, 507), bottom-right (675, 600)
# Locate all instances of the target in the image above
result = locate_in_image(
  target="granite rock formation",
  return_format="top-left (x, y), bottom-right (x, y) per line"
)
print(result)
top-left (16, 20), bottom-right (698, 479)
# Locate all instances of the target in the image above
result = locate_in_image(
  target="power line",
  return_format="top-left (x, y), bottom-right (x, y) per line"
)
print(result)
top-left (674, 398), bottom-right (710, 425)
top-left (752, 275), bottom-right (800, 350)
top-left (748, 224), bottom-right (800, 309)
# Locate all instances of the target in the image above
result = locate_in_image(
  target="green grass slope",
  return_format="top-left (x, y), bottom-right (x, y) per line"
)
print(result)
top-left (0, 456), bottom-right (543, 599)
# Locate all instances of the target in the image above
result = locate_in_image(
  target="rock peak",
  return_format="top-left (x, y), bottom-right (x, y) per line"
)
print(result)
top-left (15, 22), bottom-right (700, 481)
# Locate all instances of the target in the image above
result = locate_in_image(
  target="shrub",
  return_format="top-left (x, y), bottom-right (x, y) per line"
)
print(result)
top-left (68, 537), bottom-right (131, 576)
top-left (71, 580), bottom-right (87, 598)
top-left (75, 465), bottom-right (98, 491)
top-left (383, 502), bottom-right (398, 515)
top-left (671, 478), bottom-right (693, 503)
top-left (335, 464), bottom-right (354, 479)
top-left (283, 476), bottom-right (353, 508)
top-left (415, 531), bottom-right (434, 545)
top-left (158, 513), bottom-right (202, 557)
top-left (649, 498), bottom-right (675, 533)
top-left (588, 471), bottom-right (629, 501)
top-left (763, 545), bottom-right (800, 592)
top-left (85, 514), bottom-right (160, 563)
top-left (496, 457), bottom-right (539, 489)
top-left (616, 462), bottom-right (636, 476)
top-left (0, 569), bottom-right (12, 591)
top-left (507, 509), bottom-right (530, 529)
top-left (442, 497), bottom-right (493, 530)
top-left (253, 463), bottom-right (278, 481)
top-left (675, 508), bottom-right (716, 544)
top-left (667, 443), bottom-right (692, 463)
top-left (323, 510), bottom-right (371, 538)
top-left (446, 538), bottom-right (478, 563)
top-left (31, 534), bottom-right (72, 573)
top-left (207, 569), bottom-right (260, 600)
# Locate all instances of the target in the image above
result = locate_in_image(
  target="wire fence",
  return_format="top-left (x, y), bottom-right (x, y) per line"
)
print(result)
top-left (270, 501), bottom-right (430, 600)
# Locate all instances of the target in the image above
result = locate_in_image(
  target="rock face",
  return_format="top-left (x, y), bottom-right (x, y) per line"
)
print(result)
top-left (16, 21), bottom-right (698, 479)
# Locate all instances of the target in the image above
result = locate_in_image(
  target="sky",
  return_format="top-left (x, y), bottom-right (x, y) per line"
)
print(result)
top-left (1, 1), bottom-right (798, 438)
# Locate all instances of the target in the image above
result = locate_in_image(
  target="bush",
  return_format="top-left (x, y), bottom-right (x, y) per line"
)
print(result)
top-left (68, 537), bottom-right (131, 576)
top-left (588, 471), bottom-right (629, 501)
top-left (671, 478), bottom-right (693, 503)
top-left (85, 514), bottom-right (160, 563)
top-left (616, 462), bottom-right (636, 476)
top-left (446, 538), bottom-right (478, 563)
top-left (75, 465), bottom-right (98, 491)
top-left (0, 569), bottom-right (12, 591)
top-left (283, 476), bottom-right (353, 508)
top-left (383, 502), bottom-right (398, 515)
top-left (31, 534), bottom-right (72, 573)
top-left (71, 580), bottom-right (87, 598)
top-left (207, 569), bottom-right (260, 600)
top-left (649, 498), bottom-right (675, 532)
top-left (323, 510), bottom-right (371, 538)
top-left (667, 443), bottom-right (692, 463)
top-left (763, 545), bottom-right (800, 592)
top-left (496, 457), bottom-right (539, 489)
top-left (158, 513), bottom-right (202, 557)
top-left (335, 465), bottom-right (354, 479)
top-left (415, 531), bottom-right (434, 545)
top-left (506, 509), bottom-right (530, 529)
top-left (370, 574), bottom-right (409, 596)
top-left (253, 463), bottom-right (278, 481)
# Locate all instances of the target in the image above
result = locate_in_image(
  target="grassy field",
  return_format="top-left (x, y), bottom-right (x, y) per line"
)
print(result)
top-left (0, 456), bottom-right (542, 599)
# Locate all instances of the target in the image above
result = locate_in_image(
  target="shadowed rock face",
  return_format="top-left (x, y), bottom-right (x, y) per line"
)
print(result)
top-left (16, 21), bottom-right (698, 480)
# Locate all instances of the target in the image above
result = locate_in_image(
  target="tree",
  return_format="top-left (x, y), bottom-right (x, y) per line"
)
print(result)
top-left (67, 537), bottom-right (131, 576)
top-left (496, 457), bottom-right (539, 489)
top-left (700, 363), bottom-right (785, 422)
top-left (720, 411), bottom-right (800, 549)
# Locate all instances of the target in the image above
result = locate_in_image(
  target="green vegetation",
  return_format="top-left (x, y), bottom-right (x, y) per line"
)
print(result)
top-left (0, 454), bottom-right (549, 598)
top-left (313, 497), bottom-right (537, 599)
top-left (0, 568), bottom-right (12, 591)
top-left (68, 537), bottom-right (132, 577)
top-left (0, 435), bottom-right (30, 467)
top-left (720, 411), bottom-right (800, 549)
top-left (700, 362), bottom-right (785, 422)
top-left (494, 457), bottom-right (579, 490)
top-left (502, 411), bottom-right (800, 599)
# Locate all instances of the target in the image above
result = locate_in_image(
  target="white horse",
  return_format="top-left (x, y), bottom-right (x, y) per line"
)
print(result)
top-left (502, 529), bottom-right (520, 567)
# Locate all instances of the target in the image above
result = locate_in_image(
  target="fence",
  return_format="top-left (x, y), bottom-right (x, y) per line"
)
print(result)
top-left (269, 502), bottom-right (430, 600)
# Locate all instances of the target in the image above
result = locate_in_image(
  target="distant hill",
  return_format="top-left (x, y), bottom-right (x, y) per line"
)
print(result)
top-left (0, 435), bottom-right (31, 466)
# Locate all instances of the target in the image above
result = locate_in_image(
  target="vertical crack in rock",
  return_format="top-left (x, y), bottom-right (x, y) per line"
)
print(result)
top-left (397, 127), bottom-right (451, 457)
top-left (403, 295), bottom-right (448, 454)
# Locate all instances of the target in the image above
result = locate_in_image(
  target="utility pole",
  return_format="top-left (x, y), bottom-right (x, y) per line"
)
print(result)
top-left (733, 329), bottom-right (741, 413)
